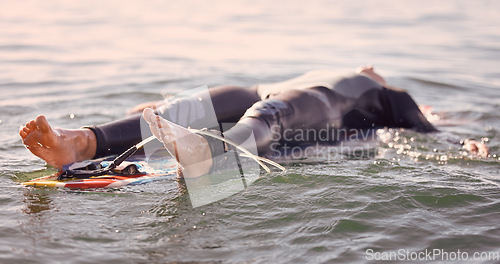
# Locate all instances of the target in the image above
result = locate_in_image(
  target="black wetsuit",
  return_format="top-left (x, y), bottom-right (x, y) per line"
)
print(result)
top-left (87, 71), bottom-right (436, 159)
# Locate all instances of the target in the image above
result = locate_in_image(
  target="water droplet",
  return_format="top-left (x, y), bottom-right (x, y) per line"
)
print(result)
top-left (70, 114), bottom-right (75, 119)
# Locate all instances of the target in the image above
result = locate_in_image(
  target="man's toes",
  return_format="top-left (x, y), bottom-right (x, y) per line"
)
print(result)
top-left (26, 120), bottom-right (36, 131)
top-left (19, 129), bottom-right (27, 139)
top-left (143, 108), bottom-right (170, 132)
top-left (143, 108), bottom-right (180, 147)
top-left (143, 108), bottom-right (163, 140)
top-left (20, 127), bottom-right (31, 140)
top-left (142, 108), bottom-right (156, 124)
top-left (35, 115), bottom-right (51, 133)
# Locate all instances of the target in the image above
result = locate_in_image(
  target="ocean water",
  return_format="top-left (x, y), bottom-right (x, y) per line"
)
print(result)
top-left (0, 0), bottom-right (499, 263)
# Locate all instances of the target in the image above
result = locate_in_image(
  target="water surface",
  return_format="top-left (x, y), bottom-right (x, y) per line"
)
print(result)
top-left (0, 0), bottom-right (499, 263)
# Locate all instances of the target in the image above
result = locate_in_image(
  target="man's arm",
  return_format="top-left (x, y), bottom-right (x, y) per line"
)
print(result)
top-left (382, 86), bottom-right (438, 133)
top-left (383, 86), bottom-right (488, 157)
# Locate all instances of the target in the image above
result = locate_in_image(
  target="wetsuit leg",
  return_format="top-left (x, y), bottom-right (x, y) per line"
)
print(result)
top-left (217, 84), bottom-right (436, 158)
top-left (210, 85), bottom-right (260, 123)
top-left (221, 87), bottom-right (346, 155)
top-left (86, 114), bottom-right (143, 158)
top-left (88, 86), bottom-right (260, 158)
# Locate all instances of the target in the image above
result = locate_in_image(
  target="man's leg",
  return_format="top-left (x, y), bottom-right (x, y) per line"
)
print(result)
top-left (20, 86), bottom-right (259, 168)
top-left (89, 85), bottom-right (260, 157)
top-left (142, 87), bottom-right (343, 177)
top-left (222, 87), bottom-right (344, 154)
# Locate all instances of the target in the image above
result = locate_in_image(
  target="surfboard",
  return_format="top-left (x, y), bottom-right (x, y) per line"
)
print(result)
top-left (20, 129), bottom-right (373, 190)
top-left (21, 155), bottom-right (179, 189)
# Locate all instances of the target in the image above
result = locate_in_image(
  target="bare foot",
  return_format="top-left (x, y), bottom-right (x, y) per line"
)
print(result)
top-left (19, 115), bottom-right (97, 169)
top-left (143, 108), bottom-right (213, 178)
top-left (463, 139), bottom-right (489, 158)
top-left (356, 66), bottom-right (387, 86)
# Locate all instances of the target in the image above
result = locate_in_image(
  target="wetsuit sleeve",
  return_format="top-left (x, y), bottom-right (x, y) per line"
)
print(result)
top-left (382, 87), bottom-right (438, 133)
top-left (85, 114), bottom-right (144, 159)
top-left (84, 86), bottom-right (259, 159)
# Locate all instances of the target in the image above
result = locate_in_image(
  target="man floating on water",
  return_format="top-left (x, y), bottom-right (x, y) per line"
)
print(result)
top-left (19, 66), bottom-right (489, 177)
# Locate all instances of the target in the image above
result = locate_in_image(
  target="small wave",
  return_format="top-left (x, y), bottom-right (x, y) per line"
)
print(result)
top-left (0, 44), bottom-right (62, 52)
top-left (408, 77), bottom-right (468, 91)
top-left (0, 80), bottom-right (77, 88)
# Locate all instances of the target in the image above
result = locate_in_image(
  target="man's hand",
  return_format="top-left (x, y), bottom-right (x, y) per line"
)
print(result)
top-left (463, 139), bottom-right (489, 158)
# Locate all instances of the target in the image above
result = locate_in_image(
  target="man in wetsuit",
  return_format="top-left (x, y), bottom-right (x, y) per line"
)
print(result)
top-left (20, 66), bottom-right (488, 177)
